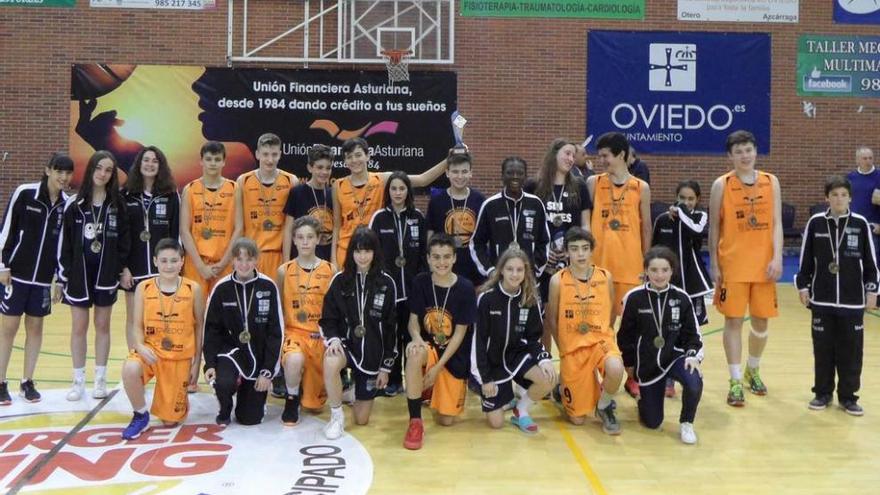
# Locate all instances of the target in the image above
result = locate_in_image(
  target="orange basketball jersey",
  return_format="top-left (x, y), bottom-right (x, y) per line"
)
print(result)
top-left (240, 169), bottom-right (296, 251)
top-left (591, 174), bottom-right (645, 284)
top-left (142, 277), bottom-right (199, 361)
top-left (336, 173), bottom-right (384, 261)
top-left (183, 178), bottom-right (238, 261)
top-left (556, 266), bottom-right (614, 356)
top-left (718, 170), bottom-right (776, 282)
top-left (279, 258), bottom-right (335, 335)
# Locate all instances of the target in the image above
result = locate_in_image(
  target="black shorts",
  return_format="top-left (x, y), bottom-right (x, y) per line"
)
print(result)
top-left (63, 287), bottom-right (118, 308)
top-left (479, 354), bottom-right (536, 412)
top-left (349, 366), bottom-right (382, 401)
top-left (0, 280), bottom-right (52, 317)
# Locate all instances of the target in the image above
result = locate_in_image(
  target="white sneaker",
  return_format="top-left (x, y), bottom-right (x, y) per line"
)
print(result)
top-left (324, 412), bottom-right (345, 440)
top-left (341, 386), bottom-right (355, 405)
top-left (92, 377), bottom-right (108, 399)
top-left (680, 422), bottom-right (697, 445)
top-left (66, 380), bottom-right (85, 401)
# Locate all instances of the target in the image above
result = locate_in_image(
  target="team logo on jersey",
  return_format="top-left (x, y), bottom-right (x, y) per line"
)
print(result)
top-left (156, 203), bottom-right (167, 216)
top-left (848, 235), bottom-right (859, 248)
top-left (671, 307), bottom-right (680, 322)
top-left (0, 391), bottom-right (373, 494)
top-left (445, 208), bottom-right (477, 244)
top-left (258, 299), bottom-right (270, 313)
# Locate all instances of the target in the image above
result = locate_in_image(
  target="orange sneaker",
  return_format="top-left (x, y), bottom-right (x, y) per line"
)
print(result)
top-left (403, 418), bottom-right (424, 450)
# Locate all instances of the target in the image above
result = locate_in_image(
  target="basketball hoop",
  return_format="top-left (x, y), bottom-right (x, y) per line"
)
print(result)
top-left (380, 49), bottom-right (412, 84)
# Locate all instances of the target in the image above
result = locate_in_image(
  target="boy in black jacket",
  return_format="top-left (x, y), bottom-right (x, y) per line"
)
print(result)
top-left (796, 176), bottom-right (878, 416)
top-left (204, 237), bottom-right (283, 425)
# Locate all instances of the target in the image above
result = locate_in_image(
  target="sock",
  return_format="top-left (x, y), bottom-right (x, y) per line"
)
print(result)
top-left (517, 394), bottom-right (535, 416)
top-left (287, 387), bottom-right (300, 396)
top-left (73, 368), bottom-right (85, 382)
top-left (729, 364), bottom-right (742, 380)
top-left (408, 398), bottom-right (422, 419)
top-left (597, 391), bottom-right (613, 410)
top-left (135, 406), bottom-right (148, 414)
top-left (95, 366), bottom-right (107, 379)
top-left (330, 406), bottom-right (343, 418)
top-left (747, 356), bottom-right (761, 370)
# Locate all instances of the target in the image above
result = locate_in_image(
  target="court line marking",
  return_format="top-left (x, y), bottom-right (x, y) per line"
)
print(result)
top-left (5, 389), bottom-right (119, 495)
top-left (10, 345), bottom-right (125, 362)
top-left (543, 403), bottom-right (608, 495)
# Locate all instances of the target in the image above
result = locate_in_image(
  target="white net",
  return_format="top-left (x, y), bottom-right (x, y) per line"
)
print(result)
top-left (382, 50), bottom-right (411, 84)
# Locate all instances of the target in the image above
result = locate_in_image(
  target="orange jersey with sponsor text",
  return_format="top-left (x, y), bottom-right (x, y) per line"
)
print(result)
top-left (142, 277), bottom-right (199, 360)
top-left (718, 170), bottom-right (776, 282)
top-left (556, 266), bottom-right (614, 356)
top-left (280, 258), bottom-right (335, 335)
top-left (336, 173), bottom-right (385, 258)
top-left (183, 178), bottom-right (237, 261)
top-left (240, 170), bottom-right (296, 251)
top-left (591, 174), bottom-right (645, 284)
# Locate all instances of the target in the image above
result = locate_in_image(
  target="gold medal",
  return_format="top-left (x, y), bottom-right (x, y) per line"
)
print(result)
top-left (578, 322), bottom-right (590, 334)
top-left (296, 310), bottom-right (308, 323)
top-left (653, 336), bottom-right (665, 349)
top-left (552, 215), bottom-right (564, 228)
top-left (161, 337), bottom-right (173, 351)
top-left (354, 324), bottom-right (367, 338)
top-left (238, 330), bottom-right (251, 344)
top-left (201, 227), bottom-right (213, 240)
top-left (828, 261), bottom-right (840, 275)
top-left (90, 240), bottom-right (102, 253)
top-left (263, 219), bottom-right (275, 231)
top-left (508, 241), bottom-right (520, 250)
top-left (139, 230), bottom-right (151, 242)
top-left (748, 215), bottom-right (758, 227)
top-left (395, 256), bottom-right (407, 268)
top-left (609, 219), bottom-right (621, 231)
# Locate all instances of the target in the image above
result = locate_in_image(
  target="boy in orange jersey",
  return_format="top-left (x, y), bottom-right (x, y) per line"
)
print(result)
top-left (330, 137), bottom-right (453, 266)
top-left (545, 228), bottom-right (624, 435)
top-left (180, 141), bottom-right (243, 295)
top-left (277, 217), bottom-right (336, 425)
top-left (586, 132), bottom-right (651, 399)
top-left (121, 238), bottom-right (205, 439)
top-left (238, 133), bottom-right (298, 277)
top-left (708, 130), bottom-right (782, 407)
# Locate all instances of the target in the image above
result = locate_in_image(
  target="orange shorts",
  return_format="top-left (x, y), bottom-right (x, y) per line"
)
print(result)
top-left (258, 251), bottom-right (283, 278)
top-left (425, 346), bottom-right (467, 417)
top-left (613, 282), bottom-right (640, 317)
top-left (713, 281), bottom-right (778, 319)
top-left (282, 330), bottom-right (327, 409)
top-left (127, 350), bottom-right (191, 424)
top-left (182, 257), bottom-right (232, 295)
top-left (560, 340), bottom-right (622, 418)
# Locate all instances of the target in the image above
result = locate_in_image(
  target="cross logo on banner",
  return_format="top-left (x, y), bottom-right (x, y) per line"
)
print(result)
top-left (648, 43), bottom-right (697, 92)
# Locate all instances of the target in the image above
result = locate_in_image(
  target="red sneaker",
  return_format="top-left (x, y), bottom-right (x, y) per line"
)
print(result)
top-left (625, 377), bottom-right (641, 399)
top-left (403, 418), bottom-right (424, 450)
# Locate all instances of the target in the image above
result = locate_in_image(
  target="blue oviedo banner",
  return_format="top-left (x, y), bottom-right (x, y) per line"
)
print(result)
top-left (833, 0), bottom-right (880, 24)
top-left (587, 31), bottom-right (771, 154)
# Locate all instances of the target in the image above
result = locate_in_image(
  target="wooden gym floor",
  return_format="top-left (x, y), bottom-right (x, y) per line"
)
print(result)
top-left (1, 283), bottom-right (878, 494)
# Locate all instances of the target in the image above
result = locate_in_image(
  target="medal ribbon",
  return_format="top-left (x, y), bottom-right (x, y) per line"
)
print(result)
top-left (430, 279), bottom-right (453, 338)
top-left (826, 213), bottom-right (851, 268)
top-left (647, 288), bottom-right (669, 342)
top-left (295, 260), bottom-right (318, 320)
top-left (234, 276), bottom-right (257, 335)
top-left (157, 277), bottom-right (182, 342)
top-left (504, 197), bottom-right (522, 244)
top-left (355, 272), bottom-right (368, 330)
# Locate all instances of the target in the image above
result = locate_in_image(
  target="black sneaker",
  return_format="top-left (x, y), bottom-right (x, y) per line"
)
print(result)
top-left (0, 382), bottom-right (11, 406)
top-left (808, 395), bottom-right (831, 410)
top-left (382, 383), bottom-right (401, 397)
top-left (19, 380), bottom-right (41, 403)
top-left (596, 400), bottom-right (621, 435)
top-left (271, 375), bottom-right (286, 399)
top-left (282, 395), bottom-right (301, 426)
top-left (552, 384), bottom-right (563, 404)
top-left (215, 414), bottom-right (232, 426)
top-left (840, 400), bottom-right (864, 416)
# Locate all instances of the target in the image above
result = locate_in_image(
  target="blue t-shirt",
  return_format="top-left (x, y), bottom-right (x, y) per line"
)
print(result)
top-left (847, 168), bottom-right (880, 225)
top-left (283, 183), bottom-right (333, 261)
top-left (426, 188), bottom-right (486, 284)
